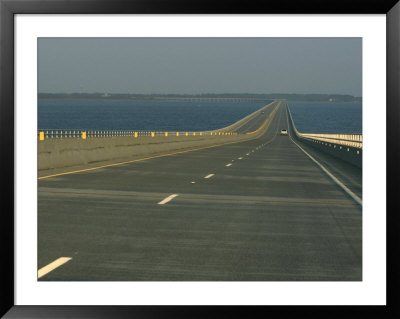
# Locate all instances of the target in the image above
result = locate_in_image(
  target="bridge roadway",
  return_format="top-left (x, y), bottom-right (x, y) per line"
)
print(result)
top-left (38, 102), bottom-right (362, 281)
top-left (233, 103), bottom-right (273, 134)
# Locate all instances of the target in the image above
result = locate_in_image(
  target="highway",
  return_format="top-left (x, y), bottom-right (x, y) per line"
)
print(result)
top-left (38, 101), bottom-right (362, 281)
top-left (232, 102), bottom-right (275, 134)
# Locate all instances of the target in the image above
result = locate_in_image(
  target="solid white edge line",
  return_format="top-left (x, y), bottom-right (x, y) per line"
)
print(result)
top-left (38, 257), bottom-right (72, 279)
top-left (204, 174), bottom-right (215, 179)
top-left (158, 194), bottom-right (179, 205)
top-left (285, 105), bottom-right (362, 207)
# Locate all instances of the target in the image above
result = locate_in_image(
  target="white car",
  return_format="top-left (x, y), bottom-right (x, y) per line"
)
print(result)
top-left (280, 129), bottom-right (288, 136)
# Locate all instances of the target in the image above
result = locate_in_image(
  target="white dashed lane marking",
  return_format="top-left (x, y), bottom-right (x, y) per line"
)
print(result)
top-left (158, 194), bottom-right (179, 205)
top-left (204, 174), bottom-right (215, 179)
top-left (226, 163), bottom-right (232, 167)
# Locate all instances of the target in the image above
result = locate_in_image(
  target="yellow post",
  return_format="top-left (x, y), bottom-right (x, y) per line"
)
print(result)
top-left (200, 132), bottom-right (203, 136)
top-left (134, 132), bottom-right (138, 138)
top-left (219, 132), bottom-right (221, 135)
top-left (82, 132), bottom-right (87, 139)
top-left (210, 132), bottom-right (213, 136)
top-left (193, 132), bottom-right (196, 136)
top-left (151, 132), bottom-right (155, 137)
top-left (165, 132), bottom-right (168, 137)
top-left (39, 132), bottom-right (44, 140)
top-left (176, 132), bottom-right (179, 136)
top-left (186, 132), bottom-right (188, 136)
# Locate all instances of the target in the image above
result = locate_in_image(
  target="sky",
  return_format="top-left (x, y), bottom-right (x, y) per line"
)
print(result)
top-left (38, 38), bottom-right (362, 96)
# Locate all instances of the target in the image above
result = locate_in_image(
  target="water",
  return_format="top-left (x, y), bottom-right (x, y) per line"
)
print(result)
top-left (38, 100), bottom-right (270, 131)
top-left (288, 101), bottom-right (362, 134)
top-left (38, 99), bottom-right (362, 134)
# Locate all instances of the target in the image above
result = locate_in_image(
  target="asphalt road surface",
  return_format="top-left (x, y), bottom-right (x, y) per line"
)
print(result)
top-left (232, 103), bottom-right (275, 134)
top-left (38, 102), bottom-right (362, 281)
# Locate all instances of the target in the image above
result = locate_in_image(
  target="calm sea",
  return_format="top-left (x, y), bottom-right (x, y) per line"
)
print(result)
top-left (38, 100), bottom-right (270, 131)
top-left (288, 101), bottom-right (362, 134)
top-left (38, 99), bottom-right (362, 134)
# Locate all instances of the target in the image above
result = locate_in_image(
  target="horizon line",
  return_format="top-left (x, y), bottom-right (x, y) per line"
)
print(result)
top-left (38, 92), bottom-right (362, 97)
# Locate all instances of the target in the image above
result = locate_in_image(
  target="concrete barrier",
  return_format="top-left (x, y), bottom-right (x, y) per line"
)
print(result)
top-left (287, 106), bottom-right (362, 168)
top-left (38, 101), bottom-right (280, 177)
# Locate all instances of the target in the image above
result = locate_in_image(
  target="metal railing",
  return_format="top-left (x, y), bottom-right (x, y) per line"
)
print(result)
top-left (298, 133), bottom-right (362, 148)
top-left (287, 107), bottom-right (362, 149)
top-left (38, 129), bottom-right (238, 140)
top-left (38, 102), bottom-right (276, 141)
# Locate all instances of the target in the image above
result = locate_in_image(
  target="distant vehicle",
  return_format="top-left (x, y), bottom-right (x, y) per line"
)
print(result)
top-left (280, 129), bottom-right (288, 136)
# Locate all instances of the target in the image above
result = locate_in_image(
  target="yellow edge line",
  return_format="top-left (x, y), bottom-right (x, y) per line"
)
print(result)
top-left (246, 101), bottom-right (281, 135)
top-left (39, 135), bottom-right (259, 180)
top-left (226, 101), bottom-right (276, 132)
top-left (39, 103), bottom-right (281, 180)
top-left (38, 257), bottom-right (72, 279)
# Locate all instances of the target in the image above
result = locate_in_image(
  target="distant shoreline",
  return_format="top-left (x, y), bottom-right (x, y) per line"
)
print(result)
top-left (38, 93), bottom-right (362, 103)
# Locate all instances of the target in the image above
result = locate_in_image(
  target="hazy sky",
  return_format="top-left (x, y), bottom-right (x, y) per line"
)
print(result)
top-left (38, 38), bottom-right (362, 96)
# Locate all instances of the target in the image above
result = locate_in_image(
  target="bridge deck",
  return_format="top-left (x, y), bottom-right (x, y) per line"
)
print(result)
top-left (38, 102), bottom-right (362, 281)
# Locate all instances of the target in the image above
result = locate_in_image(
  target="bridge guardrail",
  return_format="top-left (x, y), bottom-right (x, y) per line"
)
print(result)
top-left (298, 133), bottom-right (362, 148)
top-left (37, 129), bottom-right (238, 140)
top-left (37, 102), bottom-right (277, 141)
top-left (287, 106), bottom-right (362, 168)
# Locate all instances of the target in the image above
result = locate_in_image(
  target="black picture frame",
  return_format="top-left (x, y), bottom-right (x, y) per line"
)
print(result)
top-left (1, 0), bottom-right (399, 317)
